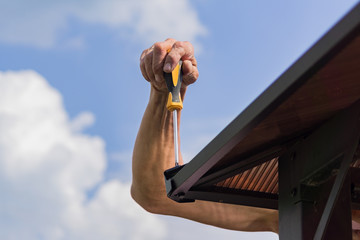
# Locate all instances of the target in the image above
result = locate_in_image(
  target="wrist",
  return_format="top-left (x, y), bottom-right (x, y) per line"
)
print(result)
top-left (148, 86), bottom-right (169, 115)
top-left (150, 85), bottom-right (168, 102)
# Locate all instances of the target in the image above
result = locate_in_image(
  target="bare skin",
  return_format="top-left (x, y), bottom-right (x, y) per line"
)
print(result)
top-left (131, 38), bottom-right (360, 237)
top-left (131, 38), bottom-right (278, 233)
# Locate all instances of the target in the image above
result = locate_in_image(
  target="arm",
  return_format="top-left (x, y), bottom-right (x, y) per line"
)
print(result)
top-left (131, 39), bottom-right (279, 233)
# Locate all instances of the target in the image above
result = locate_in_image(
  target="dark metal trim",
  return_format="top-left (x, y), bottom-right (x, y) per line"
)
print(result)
top-left (165, 3), bottom-right (360, 200)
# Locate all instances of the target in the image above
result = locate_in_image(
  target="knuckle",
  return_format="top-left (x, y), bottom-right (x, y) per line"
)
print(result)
top-left (153, 42), bottom-right (164, 51)
top-left (140, 50), bottom-right (147, 60)
top-left (183, 41), bottom-right (192, 48)
top-left (173, 41), bottom-right (185, 48)
top-left (165, 38), bottom-right (176, 42)
top-left (173, 41), bottom-right (194, 59)
top-left (140, 47), bottom-right (153, 60)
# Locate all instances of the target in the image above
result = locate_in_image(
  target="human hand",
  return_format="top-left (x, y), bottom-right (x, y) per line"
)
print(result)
top-left (140, 38), bottom-right (199, 93)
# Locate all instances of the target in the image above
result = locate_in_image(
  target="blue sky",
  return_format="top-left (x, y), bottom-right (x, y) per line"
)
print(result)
top-left (0, 0), bottom-right (358, 239)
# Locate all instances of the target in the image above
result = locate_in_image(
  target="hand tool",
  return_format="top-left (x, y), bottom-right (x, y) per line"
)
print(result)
top-left (164, 60), bottom-right (183, 166)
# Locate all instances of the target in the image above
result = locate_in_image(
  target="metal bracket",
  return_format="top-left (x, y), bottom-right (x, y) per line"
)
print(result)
top-left (164, 164), bottom-right (195, 203)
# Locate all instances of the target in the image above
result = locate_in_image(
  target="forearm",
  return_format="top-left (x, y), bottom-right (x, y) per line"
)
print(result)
top-left (131, 85), bottom-right (183, 212)
top-left (133, 39), bottom-right (278, 233)
top-left (131, 86), bottom-right (278, 233)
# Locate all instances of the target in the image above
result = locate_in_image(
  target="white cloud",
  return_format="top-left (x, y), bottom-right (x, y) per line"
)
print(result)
top-left (70, 111), bottom-right (95, 132)
top-left (0, 0), bottom-right (207, 49)
top-left (0, 70), bottom-right (278, 240)
top-left (106, 151), bottom-right (133, 182)
top-left (0, 70), bottom-right (166, 240)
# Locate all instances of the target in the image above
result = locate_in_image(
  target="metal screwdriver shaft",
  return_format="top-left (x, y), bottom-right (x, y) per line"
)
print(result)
top-left (164, 60), bottom-right (183, 167)
top-left (173, 110), bottom-right (179, 166)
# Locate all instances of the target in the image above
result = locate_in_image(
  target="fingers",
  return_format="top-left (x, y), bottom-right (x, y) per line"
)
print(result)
top-left (164, 41), bottom-right (195, 73)
top-left (152, 38), bottom-right (176, 84)
top-left (140, 47), bottom-right (153, 82)
top-left (144, 50), bottom-right (155, 83)
top-left (164, 41), bottom-right (198, 86)
top-left (182, 59), bottom-right (198, 86)
top-left (140, 38), bottom-right (198, 89)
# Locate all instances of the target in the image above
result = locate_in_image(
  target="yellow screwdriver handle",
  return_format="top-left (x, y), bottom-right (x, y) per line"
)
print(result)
top-left (164, 61), bottom-right (183, 111)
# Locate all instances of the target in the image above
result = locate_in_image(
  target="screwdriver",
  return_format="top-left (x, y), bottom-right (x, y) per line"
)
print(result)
top-left (164, 60), bottom-right (183, 167)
